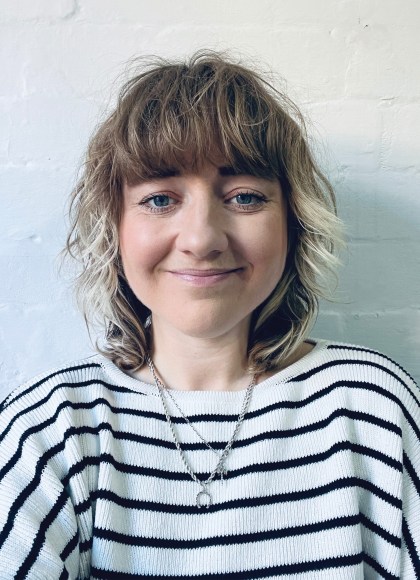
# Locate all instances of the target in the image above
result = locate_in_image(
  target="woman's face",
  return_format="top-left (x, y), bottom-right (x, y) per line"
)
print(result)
top-left (119, 157), bottom-right (288, 342)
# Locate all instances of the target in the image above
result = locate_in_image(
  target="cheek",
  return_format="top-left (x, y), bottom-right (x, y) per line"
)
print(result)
top-left (119, 218), bottom-right (163, 275)
top-left (244, 217), bottom-right (288, 272)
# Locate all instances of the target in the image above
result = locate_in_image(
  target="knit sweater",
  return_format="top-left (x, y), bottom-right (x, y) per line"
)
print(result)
top-left (0, 340), bottom-right (419, 580)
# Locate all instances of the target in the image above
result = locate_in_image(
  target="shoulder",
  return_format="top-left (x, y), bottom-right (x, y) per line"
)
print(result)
top-left (318, 340), bottom-right (415, 378)
top-left (1, 356), bottom-right (101, 411)
top-left (0, 354), bottom-right (120, 436)
top-left (306, 339), bottom-right (419, 414)
top-left (319, 340), bottom-right (417, 385)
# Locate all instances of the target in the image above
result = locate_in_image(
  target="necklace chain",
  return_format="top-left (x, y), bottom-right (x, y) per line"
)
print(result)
top-left (147, 356), bottom-right (255, 508)
top-left (156, 378), bottom-right (225, 468)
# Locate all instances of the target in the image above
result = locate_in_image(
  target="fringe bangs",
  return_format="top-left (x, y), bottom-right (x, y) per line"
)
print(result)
top-left (110, 59), bottom-right (285, 185)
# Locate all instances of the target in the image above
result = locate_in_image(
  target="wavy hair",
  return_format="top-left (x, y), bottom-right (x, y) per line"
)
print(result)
top-left (65, 50), bottom-right (343, 373)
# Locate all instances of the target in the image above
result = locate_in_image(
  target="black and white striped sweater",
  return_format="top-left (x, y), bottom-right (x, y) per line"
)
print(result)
top-left (0, 340), bottom-right (419, 579)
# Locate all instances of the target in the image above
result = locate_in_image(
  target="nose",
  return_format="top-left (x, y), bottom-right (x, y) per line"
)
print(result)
top-left (175, 195), bottom-right (229, 258)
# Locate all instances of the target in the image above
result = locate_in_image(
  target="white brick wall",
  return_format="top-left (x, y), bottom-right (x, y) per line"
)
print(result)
top-left (1, 0), bottom-right (419, 397)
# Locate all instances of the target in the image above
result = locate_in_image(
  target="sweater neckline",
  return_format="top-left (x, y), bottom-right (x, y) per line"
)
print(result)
top-left (97, 338), bottom-right (329, 403)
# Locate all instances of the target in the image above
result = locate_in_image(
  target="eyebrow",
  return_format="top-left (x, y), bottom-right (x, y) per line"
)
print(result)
top-left (152, 168), bottom-right (181, 178)
top-left (218, 165), bottom-right (245, 176)
top-left (141, 165), bottom-right (272, 181)
top-left (149, 166), bottom-right (251, 179)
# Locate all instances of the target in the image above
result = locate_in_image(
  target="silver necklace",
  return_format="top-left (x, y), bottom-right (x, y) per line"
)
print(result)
top-left (155, 377), bottom-right (228, 478)
top-left (147, 356), bottom-right (255, 509)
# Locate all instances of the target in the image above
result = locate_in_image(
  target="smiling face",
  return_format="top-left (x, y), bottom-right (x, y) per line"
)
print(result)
top-left (119, 157), bottom-right (288, 343)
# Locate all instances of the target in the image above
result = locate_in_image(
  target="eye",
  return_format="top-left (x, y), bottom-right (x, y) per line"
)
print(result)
top-left (227, 191), bottom-right (268, 210)
top-left (235, 193), bottom-right (259, 205)
top-left (139, 194), bottom-right (177, 213)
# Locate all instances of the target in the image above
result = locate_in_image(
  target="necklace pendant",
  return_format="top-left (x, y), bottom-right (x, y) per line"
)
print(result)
top-left (196, 488), bottom-right (212, 509)
top-left (218, 464), bottom-right (228, 481)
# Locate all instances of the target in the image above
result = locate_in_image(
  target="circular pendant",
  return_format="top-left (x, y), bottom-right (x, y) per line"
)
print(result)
top-left (196, 489), bottom-right (212, 509)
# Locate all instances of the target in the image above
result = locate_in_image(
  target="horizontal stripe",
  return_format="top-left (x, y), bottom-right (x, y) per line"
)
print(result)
top-left (403, 451), bottom-right (420, 497)
top-left (80, 536), bottom-right (93, 554)
top-left (326, 344), bottom-right (417, 385)
top-left (15, 488), bottom-right (69, 579)
top-left (363, 552), bottom-right (398, 580)
top-left (0, 377), bottom-right (143, 447)
top-left (402, 515), bottom-right (420, 579)
top-left (60, 530), bottom-right (79, 561)
top-left (28, 403), bottom-right (403, 454)
top-left (59, 441), bottom-right (402, 488)
top-left (93, 514), bottom-right (361, 549)
top-left (291, 358), bottom-right (417, 405)
top-left (359, 513), bottom-right (401, 548)
top-left (91, 512), bottom-right (401, 551)
top-left (90, 553), bottom-right (364, 579)
top-left (84, 478), bottom-right (400, 515)
top-left (0, 362), bottom-right (101, 413)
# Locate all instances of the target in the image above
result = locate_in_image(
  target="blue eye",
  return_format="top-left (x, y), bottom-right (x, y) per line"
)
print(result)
top-left (228, 191), bottom-right (267, 210)
top-left (140, 194), bottom-right (176, 212)
top-left (150, 195), bottom-right (170, 207)
top-left (235, 193), bottom-right (256, 205)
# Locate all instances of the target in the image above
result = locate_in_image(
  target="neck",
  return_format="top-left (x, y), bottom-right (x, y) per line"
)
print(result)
top-left (148, 319), bottom-right (253, 392)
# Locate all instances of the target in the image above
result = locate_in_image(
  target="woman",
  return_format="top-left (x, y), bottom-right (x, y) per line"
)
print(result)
top-left (0, 51), bottom-right (419, 579)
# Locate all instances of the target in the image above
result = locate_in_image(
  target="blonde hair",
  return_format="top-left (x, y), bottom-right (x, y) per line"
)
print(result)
top-left (66, 50), bottom-right (343, 373)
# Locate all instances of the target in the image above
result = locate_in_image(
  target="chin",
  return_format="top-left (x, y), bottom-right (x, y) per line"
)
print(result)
top-left (166, 312), bottom-right (249, 340)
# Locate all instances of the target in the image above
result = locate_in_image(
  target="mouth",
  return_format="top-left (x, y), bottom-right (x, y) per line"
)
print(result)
top-left (167, 268), bottom-right (244, 286)
top-left (170, 268), bottom-right (243, 276)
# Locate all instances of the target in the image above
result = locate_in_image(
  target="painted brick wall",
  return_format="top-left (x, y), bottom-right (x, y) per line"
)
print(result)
top-left (1, 0), bottom-right (419, 397)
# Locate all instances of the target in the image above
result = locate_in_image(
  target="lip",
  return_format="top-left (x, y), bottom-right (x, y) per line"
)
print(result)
top-left (168, 268), bottom-right (243, 287)
top-left (170, 268), bottom-right (241, 276)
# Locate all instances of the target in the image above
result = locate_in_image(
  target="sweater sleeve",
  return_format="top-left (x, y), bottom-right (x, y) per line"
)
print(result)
top-left (399, 373), bottom-right (420, 578)
top-left (0, 388), bottom-right (81, 579)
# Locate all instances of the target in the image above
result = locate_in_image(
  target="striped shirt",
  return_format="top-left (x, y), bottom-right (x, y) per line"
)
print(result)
top-left (0, 340), bottom-right (419, 579)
